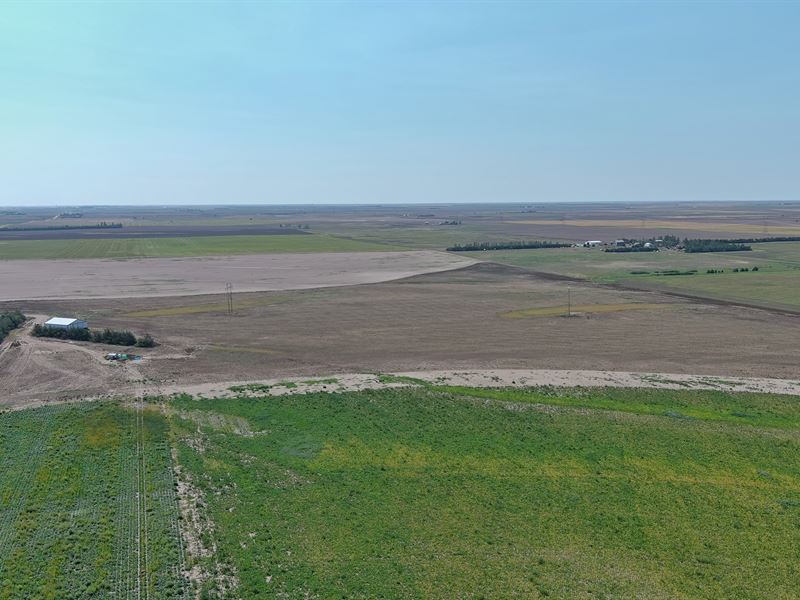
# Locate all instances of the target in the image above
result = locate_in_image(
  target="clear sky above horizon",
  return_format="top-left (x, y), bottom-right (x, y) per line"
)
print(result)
top-left (1, 0), bottom-right (799, 206)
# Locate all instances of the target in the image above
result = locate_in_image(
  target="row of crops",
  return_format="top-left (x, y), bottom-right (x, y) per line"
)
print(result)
top-left (0, 402), bottom-right (187, 599)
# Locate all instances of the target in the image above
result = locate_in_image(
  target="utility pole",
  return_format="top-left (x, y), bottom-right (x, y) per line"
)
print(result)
top-left (567, 287), bottom-right (571, 318)
top-left (225, 283), bottom-right (234, 315)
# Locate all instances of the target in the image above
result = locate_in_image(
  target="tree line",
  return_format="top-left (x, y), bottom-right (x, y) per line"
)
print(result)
top-left (447, 240), bottom-right (571, 252)
top-left (32, 324), bottom-right (155, 347)
top-left (683, 239), bottom-right (752, 253)
top-left (714, 236), bottom-right (800, 244)
top-left (0, 310), bottom-right (26, 342)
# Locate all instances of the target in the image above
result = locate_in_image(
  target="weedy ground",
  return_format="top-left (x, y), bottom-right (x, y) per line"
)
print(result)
top-left (2, 386), bottom-right (799, 599)
top-left (167, 386), bottom-right (800, 599)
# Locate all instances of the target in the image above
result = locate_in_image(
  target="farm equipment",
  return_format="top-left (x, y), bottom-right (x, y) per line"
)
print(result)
top-left (104, 352), bottom-right (142, 362)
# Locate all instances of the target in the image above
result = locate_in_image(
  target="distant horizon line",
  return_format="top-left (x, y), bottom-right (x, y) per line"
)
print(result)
top-left (2, 199), bottom-right (799, 209)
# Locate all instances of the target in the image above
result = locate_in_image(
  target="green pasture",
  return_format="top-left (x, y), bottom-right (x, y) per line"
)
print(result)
top-left (467, 242), bottom-right (800, 311)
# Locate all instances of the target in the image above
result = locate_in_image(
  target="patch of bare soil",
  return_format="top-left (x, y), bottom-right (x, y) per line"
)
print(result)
top-left (0, 250), bottom-right (476, 300)
top-left (3, 263), bottom-right (799, 407)
top-left (135, 370), bottom-right (800, 400)
top-left (395, 369), bottom-right (800, 396)
top-left (170, 447), bottom-right (239, 598)
top-left (0, 319), bottom-right (134, 409)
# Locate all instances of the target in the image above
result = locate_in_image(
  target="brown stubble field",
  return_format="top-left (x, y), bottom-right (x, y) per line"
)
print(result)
top-left (3, 262), bottom-right (798, 408)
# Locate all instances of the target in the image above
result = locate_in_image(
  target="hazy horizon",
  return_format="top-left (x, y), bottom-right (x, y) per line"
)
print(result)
top-left (2, 1), bottom-right (799, 206)
top-left (3, 199), bottom-right (799, 210)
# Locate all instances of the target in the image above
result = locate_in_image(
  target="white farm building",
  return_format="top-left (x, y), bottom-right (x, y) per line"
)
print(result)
top-left (44, 317), bottom-right (88, 330)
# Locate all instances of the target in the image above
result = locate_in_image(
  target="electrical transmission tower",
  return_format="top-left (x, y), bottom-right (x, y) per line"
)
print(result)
top-left (225, 283), bottom-right (234, 315)
top-left (566, 287), bottom-right (571, 318)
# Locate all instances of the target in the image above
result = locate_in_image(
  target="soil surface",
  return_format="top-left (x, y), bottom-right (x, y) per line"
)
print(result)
top-left (0, 250), bottom-right (476, 300)
top-left (2, 262), bottom-right (799, 408)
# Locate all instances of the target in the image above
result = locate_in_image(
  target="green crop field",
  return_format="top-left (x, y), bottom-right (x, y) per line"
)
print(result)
top-left (466, 242), bottom-right (800, 311)
top-left (0, 402), bottom-right (185, 599)
top-left (0, 234), bottom-right (401, 260)
top-left (4, 386), bottom-right (799, 599)
top-left (167, 386), bottom-right (800, 599)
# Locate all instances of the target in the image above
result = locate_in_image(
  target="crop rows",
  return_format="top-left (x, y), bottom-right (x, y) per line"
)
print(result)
top-left (0, 402), bottom-right (187, 599)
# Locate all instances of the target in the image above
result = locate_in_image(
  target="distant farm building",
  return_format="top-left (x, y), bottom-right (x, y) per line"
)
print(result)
top-left (585, 240), bottom-right (604, 247)
top-left (44, 317), bottom-right (88, 330)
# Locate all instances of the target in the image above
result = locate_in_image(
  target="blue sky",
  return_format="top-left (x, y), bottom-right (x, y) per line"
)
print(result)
top-left (1, 1), bottom-right (798, 205)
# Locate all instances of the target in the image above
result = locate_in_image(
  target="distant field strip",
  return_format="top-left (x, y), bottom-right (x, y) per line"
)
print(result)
top-left (500, 302), bottom-right (670, 318)
top-left (125, 295), bottom-right (290, 318)
top-left (508, 219), bottom-right (800, 235)
top-left (0, 234), bottom-right (401, 260)
top-left (473, 242), bottom-right (800, 312)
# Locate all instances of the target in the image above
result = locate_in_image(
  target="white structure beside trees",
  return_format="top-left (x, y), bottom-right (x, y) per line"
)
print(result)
top-left (44, 317), bottom-right (88, 330)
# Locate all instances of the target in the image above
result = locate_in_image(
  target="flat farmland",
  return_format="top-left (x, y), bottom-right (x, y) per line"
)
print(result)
top-left (0, 250), bottom-right (474, 300)
top-left (0, 233), bottom-right (400, 260)
top-left (6, 263), bottom-right (800, 408)
top-left (5, 385), bottom-right (799, 599)
top-left (508, 218), bottom-right (800, 236)
top-left (468, 242), bottom-right (800, 311)
top-left (167, 386), bottom-right (800, 599)
top-left (0, 224), bottom-right (311, 241)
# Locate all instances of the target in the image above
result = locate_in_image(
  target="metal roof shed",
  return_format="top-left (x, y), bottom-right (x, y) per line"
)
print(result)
top-left (44, 317), bottom-right (88, 329)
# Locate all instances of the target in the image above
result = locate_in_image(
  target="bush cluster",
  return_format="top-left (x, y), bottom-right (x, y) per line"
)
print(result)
top-left (32, 324), bottom-right (155, 347)
top-left (0, 310), bottom-right (26, 342)
top-left (605, 246), bottom-right (658, 253)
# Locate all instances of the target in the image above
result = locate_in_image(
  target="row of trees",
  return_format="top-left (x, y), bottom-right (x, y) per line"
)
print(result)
top-left (447, 240), bottom-right (571, 252)
top-left (683, 239), bottom-right (752, 253)
top-left (715, 236), bottom-right (800, 244)
top-left (707, 267), bottom-right (759, 274)
top-left (0, 310), bottom-right (26, 342)
top-left (32, 324), bottom-right (155, 347)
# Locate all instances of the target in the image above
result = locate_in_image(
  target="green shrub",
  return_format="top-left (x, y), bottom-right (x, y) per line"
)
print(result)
top-left (135, 333), bottom-right (156, 348)
top-left (0, 310), bottom-right (25, 342)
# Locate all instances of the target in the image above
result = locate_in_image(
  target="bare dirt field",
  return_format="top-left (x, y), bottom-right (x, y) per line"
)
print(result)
top-left (3, 262), bottom-right (799, 408)
top-left (152, 369), bottom-right (800, 401)
top-left (0, 250), bottom-right (476, 300)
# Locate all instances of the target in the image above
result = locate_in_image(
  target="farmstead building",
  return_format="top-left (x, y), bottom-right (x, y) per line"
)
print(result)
top-left (44, 317), bottom-right (88, 330)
